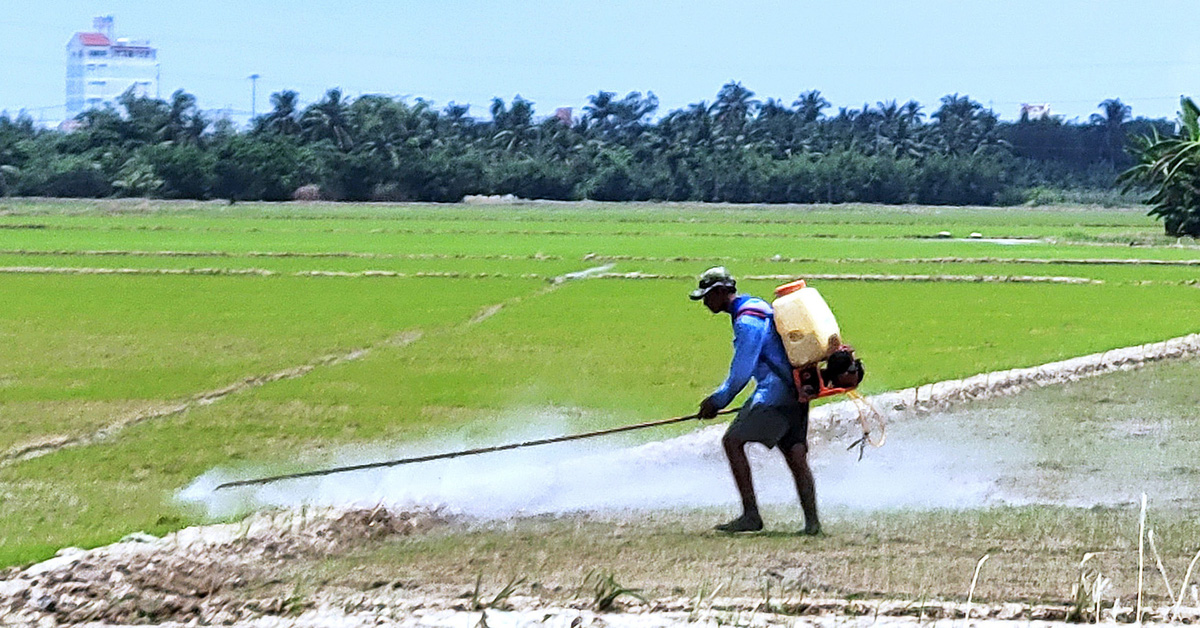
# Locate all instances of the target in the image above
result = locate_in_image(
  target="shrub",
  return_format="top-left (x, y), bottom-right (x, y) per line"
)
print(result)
top-left (26, 155), bottom-right (114, 198)
top-left (144, 144), bottom-right (215, 199)
top-left (292, 184), bottom-right (323, 201)
top-left (494, 157), bottom-right (578, 201)
top-left (370, 182), bottom-right (411, 202)
top-left (212, 135), bottom-right (315, 202)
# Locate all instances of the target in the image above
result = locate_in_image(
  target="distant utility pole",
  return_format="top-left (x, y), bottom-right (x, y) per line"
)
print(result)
top-left (248, 73), bottom-right (261, 119)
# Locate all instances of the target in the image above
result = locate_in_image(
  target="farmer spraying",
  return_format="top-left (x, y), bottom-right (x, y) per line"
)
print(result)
top-left (692, 267), bottom-right (821, 535)
top-left (215, 267), bottom-right (865, 517)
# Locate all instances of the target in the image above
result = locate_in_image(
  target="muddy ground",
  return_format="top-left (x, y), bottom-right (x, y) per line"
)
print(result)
top-left (1, 504), bottom-right (1196, 627)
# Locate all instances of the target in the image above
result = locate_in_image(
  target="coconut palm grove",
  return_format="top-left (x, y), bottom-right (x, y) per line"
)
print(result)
top-left (1, 82), bottom-right (1198, 235)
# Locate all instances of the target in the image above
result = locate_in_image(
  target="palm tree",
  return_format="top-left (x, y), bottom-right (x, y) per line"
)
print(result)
top-left (751, 98), bottom-right (799, 156)
top-left (263, 90), bottom-right (302, 136)
top-left (583, 90), bottom-right (658, 146)
top-left (583, 90), bottom-right (617, 138)
top-left (442, 102), bottom-right (471, 126)
top-left (794, 90), bottom-right (830, 124)
top-left (301, 88), bottom-right (353, 151)
top-left (1091, 98), bottom-right (1131, 165)
top-left (871, 100), bottom-right (926, 158)
top-left (1121, 96), bottom-right (1200, 236)
top-left (162, 90), bottom-right (205, 145)
top-left (900, 100), bottom-right (924, 125)
top-left (614, 92), bottom-right (658, 143)
top-left (710, 81), bottom-right (758, 138)
top-left (489, 96), bottom-right (537, 152)
top-left (825, 106), bottom-right (861, 149)
top-left (352, 95), bottom-right (405, 169)
top-left (931, 94), bottom-right (999, 156)
top-left (116, 87), bottom-right (169, 146)
top-left (653, 101), bottom-right (714, 156)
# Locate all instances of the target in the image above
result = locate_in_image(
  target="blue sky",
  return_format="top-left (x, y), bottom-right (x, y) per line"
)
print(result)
top-left (2, 0), bottom-right (1197, 126)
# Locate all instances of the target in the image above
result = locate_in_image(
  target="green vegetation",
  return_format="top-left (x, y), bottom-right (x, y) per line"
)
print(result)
top-left (0, 85), bottom-right (1169, 209)
top-left (1122, 96), bottom-right (1200, 236)
top-left (0, 200), bottom-right (1198, 570)
top-left (0, 274), bottom-right (537, 450)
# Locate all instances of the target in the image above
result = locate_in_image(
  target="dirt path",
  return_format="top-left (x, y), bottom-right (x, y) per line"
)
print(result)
top-left (0, 505), bottom-right (1191, 626)
top-left (585, 253), bottom-right (1200, 266)
top-left (597, 271), bottom-right (1104, 284)
top-left (0, 249), bottom-right (563, 260)
top-left (2, 266), bottom-right (1130, 286)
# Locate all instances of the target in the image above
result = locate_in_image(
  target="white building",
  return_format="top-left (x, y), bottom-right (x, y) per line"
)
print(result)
top-left (66, 17), bottom-right (159, 119)
top-left (1020, 103), bottom-right (1052, 121)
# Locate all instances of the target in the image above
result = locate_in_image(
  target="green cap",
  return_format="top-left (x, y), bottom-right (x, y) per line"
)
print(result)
top-left (689, 266), bottom-right (736, 300)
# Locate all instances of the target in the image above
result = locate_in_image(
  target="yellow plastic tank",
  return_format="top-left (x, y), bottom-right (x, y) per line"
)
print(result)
top-left (772, 280), bottom-right (842, 367)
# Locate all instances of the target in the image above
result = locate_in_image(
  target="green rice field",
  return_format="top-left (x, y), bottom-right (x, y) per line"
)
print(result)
top-left (2, 199), bottom-right (1199, 569)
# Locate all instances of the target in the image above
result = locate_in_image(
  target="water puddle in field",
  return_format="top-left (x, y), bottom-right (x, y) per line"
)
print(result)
top-left (821, 357), bottom-right (1200, 510)
top-left (181, 359), bottom-right (1200, 518)
top-left (955, 237), bottom-right (1046, 245)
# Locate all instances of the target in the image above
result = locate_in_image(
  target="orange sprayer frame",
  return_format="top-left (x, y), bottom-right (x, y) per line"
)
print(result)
top-left (793, 364), bottom-right (858, 402)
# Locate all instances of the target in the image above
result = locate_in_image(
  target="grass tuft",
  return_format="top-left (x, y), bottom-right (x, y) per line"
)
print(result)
top-left (582, 570), bottom-right (646, 612)
top-left (469, 574), bottom-right (526, 611)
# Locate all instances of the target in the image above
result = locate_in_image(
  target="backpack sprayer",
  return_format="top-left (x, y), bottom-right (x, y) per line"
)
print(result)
top-left (771, 279), bottom-right (884, 459)
top-left (215, 279), bottom-right (882, 491)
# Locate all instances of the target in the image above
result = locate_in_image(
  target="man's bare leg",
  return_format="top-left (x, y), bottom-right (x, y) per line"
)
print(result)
top-left (717, 433), bottom-right (763, 532)
top-left (781, 442), bottom-right (821, 535)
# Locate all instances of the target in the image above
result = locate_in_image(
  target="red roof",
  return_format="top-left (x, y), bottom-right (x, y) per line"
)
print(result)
top-left (77, 33), bottom-right (111, 47)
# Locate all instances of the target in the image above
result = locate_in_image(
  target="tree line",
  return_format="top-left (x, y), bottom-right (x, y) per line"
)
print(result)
top-left (0, 82), bottom-right (1174, 206)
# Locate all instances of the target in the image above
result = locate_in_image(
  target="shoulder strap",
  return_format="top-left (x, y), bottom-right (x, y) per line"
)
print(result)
top-left (735, 303), bottom-right (797, 393)
top-left (734, 302), bottom-right (771, 320)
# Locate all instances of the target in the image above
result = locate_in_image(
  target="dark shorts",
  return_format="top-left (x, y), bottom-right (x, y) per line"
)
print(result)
top-left (725, 402), bottom-right (810, 450)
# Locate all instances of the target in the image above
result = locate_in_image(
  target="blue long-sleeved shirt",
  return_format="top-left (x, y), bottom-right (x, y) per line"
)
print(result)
top-left (709, 295), bottom-right (797, 409)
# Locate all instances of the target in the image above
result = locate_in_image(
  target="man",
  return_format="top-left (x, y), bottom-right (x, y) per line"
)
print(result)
top-left (691, 267), bottom-right (820, 535)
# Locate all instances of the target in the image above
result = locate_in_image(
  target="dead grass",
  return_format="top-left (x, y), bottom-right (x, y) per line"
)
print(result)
top-left (284, 505), bottom-right (1200, 608)
top-left (7, 504), bottom-right (1200, 625)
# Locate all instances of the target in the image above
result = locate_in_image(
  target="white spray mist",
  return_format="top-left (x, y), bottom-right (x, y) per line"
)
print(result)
top-left (179, 406), bottom-right (1003, 519)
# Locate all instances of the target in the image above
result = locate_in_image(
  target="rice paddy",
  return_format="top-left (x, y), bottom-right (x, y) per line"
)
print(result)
top-left (1, 198), bottom-right (1199, 587)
